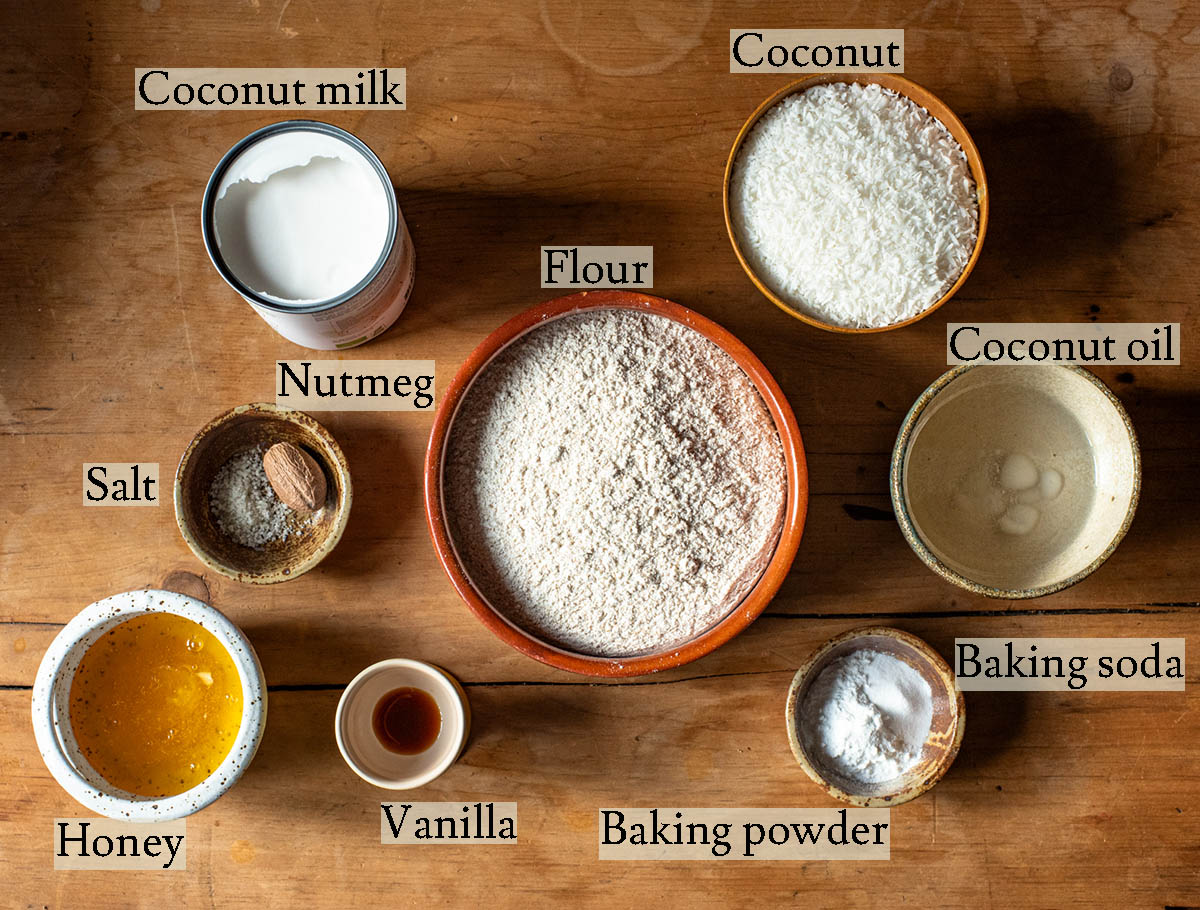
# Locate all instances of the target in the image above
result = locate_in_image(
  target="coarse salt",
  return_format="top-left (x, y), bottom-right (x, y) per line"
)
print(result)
top-left (209, 445), bottom-right (316, 549)
top-left (731, 82), bottom-right (978, 329)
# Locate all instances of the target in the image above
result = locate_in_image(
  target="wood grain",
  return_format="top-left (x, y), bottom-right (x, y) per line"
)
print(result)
top-left (2, 0), bottom-right (1198, 907)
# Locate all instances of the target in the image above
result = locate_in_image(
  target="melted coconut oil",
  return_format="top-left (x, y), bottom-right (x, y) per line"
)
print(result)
top-left (904, 384), bottom-right (1097, 589)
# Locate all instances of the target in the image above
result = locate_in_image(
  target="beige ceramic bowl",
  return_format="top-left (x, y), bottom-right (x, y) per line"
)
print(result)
top-left (786, 627), bottom-right (964, 807)
top-left (175, 402), bottom-right (352, 584)
top-left (335, 659), bottom-right (470, 789)
top-left (892, 366), bottom-right (1140, 598)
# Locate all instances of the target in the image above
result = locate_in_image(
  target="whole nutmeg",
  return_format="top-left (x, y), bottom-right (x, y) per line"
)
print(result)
top-left (263, 442), bottom-right (327, 512)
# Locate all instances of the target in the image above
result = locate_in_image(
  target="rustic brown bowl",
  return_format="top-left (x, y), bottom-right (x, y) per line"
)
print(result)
top-left (424, 290), bottom-right (808, 677)
top-left (724, 74), bottom-right (989, 333)
top-left (174, 403), bottom-right (352, 584)
top-left (785, 627), bottom-right (965, 807)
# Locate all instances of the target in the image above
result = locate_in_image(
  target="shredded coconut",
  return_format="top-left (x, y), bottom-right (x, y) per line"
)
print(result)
top-left (209, 445), bottom-right (316, 549)
top-left (731, 82), bottom-right (979, 329)
top-left (443, 309), bottom-right (787, 657)
top-left (800, 649), bottom-right (934, 784)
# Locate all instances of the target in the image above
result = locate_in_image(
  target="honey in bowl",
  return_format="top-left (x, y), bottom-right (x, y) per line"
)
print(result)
top-left (69, 612), bottom-right (243, 797)
top-left (372, 687), bottom-right (441, 754)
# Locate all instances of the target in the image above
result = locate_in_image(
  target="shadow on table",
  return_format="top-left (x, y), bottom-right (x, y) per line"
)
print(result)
top-left (963, 106), bottom-right (1128, 300)
top-left (312, 420), bottom-right (418, 580)
top-left (1102, 385), bottom-right (1200, 568)
top-left (946, 690), bottom-right (1029, 781)
top-left (373, 185), bottom-right (678, 335)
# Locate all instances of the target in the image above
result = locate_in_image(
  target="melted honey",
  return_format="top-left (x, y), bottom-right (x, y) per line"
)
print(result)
top-left (69, 612), bottom-right (243, 797)
top-left (372, 687), bottom-right (442, 754)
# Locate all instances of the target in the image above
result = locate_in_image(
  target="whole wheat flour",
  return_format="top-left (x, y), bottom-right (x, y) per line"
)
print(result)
top-left (443, 309), bottom-right (787, 657)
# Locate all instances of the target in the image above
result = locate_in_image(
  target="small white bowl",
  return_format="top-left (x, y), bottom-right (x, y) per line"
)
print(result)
top-left (335, 659), bottom-right (470, 789)
top-left (31, 589), bottom-right (267, 821)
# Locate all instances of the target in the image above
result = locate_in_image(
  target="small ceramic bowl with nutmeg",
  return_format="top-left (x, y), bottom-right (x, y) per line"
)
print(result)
top-left (174, 402), bottom-right (352, 584)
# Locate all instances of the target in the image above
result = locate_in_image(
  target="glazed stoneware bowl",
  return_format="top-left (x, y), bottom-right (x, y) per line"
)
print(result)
top-left (175, 402), bottom-right (352, 584)
top-left (31, 589), bottom-right (267, 821)
top-left (786, 627), bottom-right (964, 807)
top-left (892, 365), bottom-right (1140, 598)
top-left (723, 74), bottom-right (988, 334)
top-left (335, 659), bottom-right (470, 789)
top-left (424, 290), bottom-right (808, 677)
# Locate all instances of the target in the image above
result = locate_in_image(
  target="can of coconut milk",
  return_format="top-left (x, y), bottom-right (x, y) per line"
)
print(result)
top-left (202, 121), bottom-right (415, 350)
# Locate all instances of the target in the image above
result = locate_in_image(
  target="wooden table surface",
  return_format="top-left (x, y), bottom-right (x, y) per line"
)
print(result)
top-left (3, 0), bottom-right (1199, 906)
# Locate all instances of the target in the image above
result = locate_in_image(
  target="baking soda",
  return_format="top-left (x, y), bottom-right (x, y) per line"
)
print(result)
top-left (801, 649), bottom-right (933, 784)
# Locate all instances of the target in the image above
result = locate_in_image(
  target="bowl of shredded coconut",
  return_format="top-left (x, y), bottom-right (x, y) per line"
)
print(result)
top-left (175, 402), bottom-right (352, 584)
top-left (786, 627), bottom-right (965, 806)
top-left (425, 291), bottom-right (808, 677)
top-left (725, 75), bottom-right (988, 332)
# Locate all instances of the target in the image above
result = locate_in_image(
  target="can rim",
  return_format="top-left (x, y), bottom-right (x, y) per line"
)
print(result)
top-left (201, 119), bottom-right (399, 315)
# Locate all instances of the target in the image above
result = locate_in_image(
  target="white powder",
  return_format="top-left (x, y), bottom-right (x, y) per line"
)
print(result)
top-left (730, 82), bottom-right (979, 329)
top-left (444, 309), bottom-right (787, 657)
top-left (209, 445), bottom-right (316, 549)
top-left (800, 649), bottom-right (933, 784)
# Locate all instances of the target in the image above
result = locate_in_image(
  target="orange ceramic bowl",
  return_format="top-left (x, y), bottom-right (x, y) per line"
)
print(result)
top-left (724, 74), bottom-right (989, 334)
top-left (424, 291), bottom-right (808, 677)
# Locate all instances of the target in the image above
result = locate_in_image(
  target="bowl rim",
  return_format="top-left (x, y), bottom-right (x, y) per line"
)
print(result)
top-left (889, 364), bottom-right (1142, 598)
top-left (423, 290), bottom-right (809, 677)
top-left (334, 658), bottom-right (470, 789)
top-left (173, 402), bottom-right (353, 585)
top-left (30, 589), bottom-right (267, 821)
top-left (784, 626), bottom-right (966, 808)
top-left (722, 73), bottom-right (990, 334)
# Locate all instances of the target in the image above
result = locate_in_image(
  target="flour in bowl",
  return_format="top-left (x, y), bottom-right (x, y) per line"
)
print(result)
top-left (443, 309), bottom-right (787, 657)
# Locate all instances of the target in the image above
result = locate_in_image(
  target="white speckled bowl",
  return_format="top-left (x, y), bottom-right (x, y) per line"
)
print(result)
top-left (31, 590), bottom-right (267, 821)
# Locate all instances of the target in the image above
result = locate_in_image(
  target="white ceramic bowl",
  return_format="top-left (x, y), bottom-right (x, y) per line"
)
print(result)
top-left (335, 659), bottom-right (470, 789)
top-left (31, 589), bottom-right (267, 820)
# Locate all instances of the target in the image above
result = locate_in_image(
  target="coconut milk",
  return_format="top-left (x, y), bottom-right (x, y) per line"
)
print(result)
top-left (203, 121), bottom-right (414, 349)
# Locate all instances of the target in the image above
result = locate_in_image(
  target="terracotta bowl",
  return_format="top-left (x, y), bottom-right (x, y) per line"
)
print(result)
top-left (175, 402), bottom-right (352, 584)
top-left (424, 290), bottom-right (808, 677)
top-left (786, 627), bottom-right (964, 807)
top-left (891, 365), bottom-right (1140, 598)
top-left (723, 74), bottom-right (989, 333)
